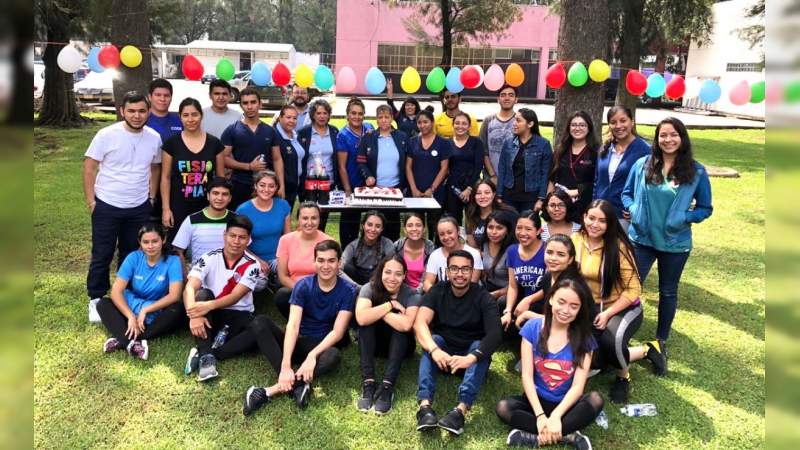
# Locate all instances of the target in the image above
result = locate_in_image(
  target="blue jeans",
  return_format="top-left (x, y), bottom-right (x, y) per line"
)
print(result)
top-left (416, 334), bottom-right (491, 407)
top-left (633, 243), bottom-right (691, 341)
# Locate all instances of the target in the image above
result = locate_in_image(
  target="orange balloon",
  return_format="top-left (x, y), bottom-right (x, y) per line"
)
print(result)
top-left (505, 63), bottom-right (525, 87)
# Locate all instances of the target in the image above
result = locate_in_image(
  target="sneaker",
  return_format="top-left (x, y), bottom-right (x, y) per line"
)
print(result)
top-left (569, 431), bottom-right (593, 450)
top-left (609, 376), bottom-right (630, 404)
top-left (88, 298), bottom-right (102, 323)
top-left (437, 407), bottom-right (465, 435)
top-left (242, 386), bottom-right (270, 416)
top-left (184, 347), bottom-right (199, 375)
top-left (645, 340), bottom-right (668, 376)
top-left (373, 382), bottom-right (394, 415)
top-left (103, 337), bottom-right (123, 353)
top-left (127, 340), bottom-right (149, 360)
top-left (507, 428), bottom-right (539, 447)
top-left (357, 380), bottom-right (376, 412)
top-left (197, 354), bottom-right (219, 381)
top-left (293, 381), bottom-right (312, 409)
top-left (415, 404), bottom-right (438, 431)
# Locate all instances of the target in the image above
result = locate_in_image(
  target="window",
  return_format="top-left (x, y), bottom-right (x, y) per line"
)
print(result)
top-left (726, 62), bottom-right (760, 72)
top-left (378, 43), bottom-right (514, 73)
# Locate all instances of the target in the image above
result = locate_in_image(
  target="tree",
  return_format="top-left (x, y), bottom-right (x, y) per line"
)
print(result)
top-left (110, 0), bottom-right (154, 118)
top-left (293, 0), bottom-right (337, 54)
top-left (553, 0), bottom-right (609, 146)
top-left (737, 0), bottom-right (764, 67)
top-left (149, 0), bottom-right (218, 44)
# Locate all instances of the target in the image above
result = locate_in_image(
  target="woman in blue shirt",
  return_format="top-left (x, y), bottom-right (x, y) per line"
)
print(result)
top-left (96, 223), bottom-right (184, 360)
top-left (406, 109), bottom-right (451, 240)
top-left (503, 210), bottom-right (547, 331)
top-left (337, 97), bottom-right (374, 247)
top-left (274, 105), bottom-right (307, 210)
top-left (497, 108), bottom-right (553, 213)
top-left (298, 99), bottom-right (339, 233)
top-left (446, 112), bottom-right (484, 225)
top-left (622, 117), bottom-right (713, 372)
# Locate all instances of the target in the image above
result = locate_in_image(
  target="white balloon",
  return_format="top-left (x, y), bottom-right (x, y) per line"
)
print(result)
top-left (684, 77), bottom-right (701, 99)
top-left (57, 46), bottom-right (83, 73)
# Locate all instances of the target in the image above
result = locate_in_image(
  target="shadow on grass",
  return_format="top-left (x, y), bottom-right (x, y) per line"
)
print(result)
top-left (679, 282), bottom-right (764, 341)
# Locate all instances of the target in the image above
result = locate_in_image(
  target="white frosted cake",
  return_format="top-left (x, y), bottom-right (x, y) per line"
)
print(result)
top-left (351, 187), bottom-right (405, 207)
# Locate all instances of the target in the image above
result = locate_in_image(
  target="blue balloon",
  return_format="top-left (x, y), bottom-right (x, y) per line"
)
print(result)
top-left (314, 65), bottom-right (335, 90)
top-left (698, 79), bottom-right (721, 104)
top-left (645, 73), bottom-right (666, 98)
top-left (250, 62), bottom-right (271, 86)
top-left (445, 67), bottom-right (464, 93)
top-left (88, 47), bottom-right (105, 73)
top-left (365, 67), bottom-right (386, 95)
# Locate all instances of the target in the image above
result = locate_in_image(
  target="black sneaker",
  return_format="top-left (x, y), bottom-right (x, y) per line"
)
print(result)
top-left (570, 431), bottom-right (593, 450)
top-left (645, 340), bottom-right (668, 376)
top-left (373, 382), bottom-right (394, 415)
top-left (357, 380), bottom-right (376, 412)
top-left (609, 376), bottom-right (630, 404)
top-left (416, 404), bottom-right (438, 431)
top-left (293, 381), bottom-right (312, 409)
top-left (437, 407), bottom-right (465, 435)
top-left (242, 386), bottom-right (270, 416)
top-left (506, 428), bottom-right (539, 447)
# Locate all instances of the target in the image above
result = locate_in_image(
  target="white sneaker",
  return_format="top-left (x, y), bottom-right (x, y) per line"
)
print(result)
top-left (88, 298), bottom-right (102, 323)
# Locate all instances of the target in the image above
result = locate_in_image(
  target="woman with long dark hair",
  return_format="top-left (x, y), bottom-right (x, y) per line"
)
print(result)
top-left (540, 190), bottom-right (581, 242)
top-left (421, 216), bottom-right (483, 292)
top-left (465, 178), bottom-right (517, 249)
top-left (445, 112), bottom-right (484, 224)
top-left (406, 109), bottom-right (451, 240)
top-left (549, 111), bottom-right (599, 216)
top-left (393, 212), bottom-right (435, 292)
top-left (342, 210), bottom-right (395, 286)
top-left (481, 211), bottom-right (517, 303)
top-left (503, 210), bottom-right (547, 332)
top-left (337, 97), bottom-right (375, 247)
top-left (497, 108), bottom-right (553, 213)
top-left (622, 117), bottom-right (713, 373)
top-left (386, 78), bottom-right (421, 136)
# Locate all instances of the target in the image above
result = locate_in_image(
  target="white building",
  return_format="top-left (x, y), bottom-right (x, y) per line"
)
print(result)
top-left (684, 0), bottom-right (765, 119)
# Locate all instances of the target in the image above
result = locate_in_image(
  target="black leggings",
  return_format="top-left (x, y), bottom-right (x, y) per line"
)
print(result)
top-left (592, 303), bottom-right (643, 371)
top-left (97, 297), bottom-right (185, 348)
top-left (358, 320), bottom-right (415, 384)
top-left (274, 286), bottom-right (293, 319)
top-left (496, 391), bottom-right (604, 435)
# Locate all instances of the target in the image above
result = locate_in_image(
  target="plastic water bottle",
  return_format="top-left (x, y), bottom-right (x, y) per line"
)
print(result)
top-left (211, 325), bottom-right (230, 349)
top-left (451, 185), bottom-right (463, 197)
top-left (595, 410), bottom-right (609, 429)
top-left (620, 403), bottom-right (657, 417)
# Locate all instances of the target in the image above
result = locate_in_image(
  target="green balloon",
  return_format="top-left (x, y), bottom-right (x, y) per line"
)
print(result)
top-left (749, 81), bottom-right (765, 103)
top-left (426, 67), bottom-right (446, 93)
top-left (216, 59), bottom-right (235, 81)
top-left (567, 62), bottom-right (588, 87)
top-left (785, 80), bottom-right (800, 103)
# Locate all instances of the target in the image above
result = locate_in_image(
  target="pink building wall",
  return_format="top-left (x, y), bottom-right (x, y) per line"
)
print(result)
top-left (335, 0), bottom-right (560, 98)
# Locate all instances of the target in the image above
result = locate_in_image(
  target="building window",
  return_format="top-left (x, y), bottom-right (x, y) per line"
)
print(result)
top-left (726, 62), bottom-right (760, 72)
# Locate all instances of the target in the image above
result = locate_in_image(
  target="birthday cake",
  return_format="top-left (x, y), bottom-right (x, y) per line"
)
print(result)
top-left (351, 186), bottom-right (405, 207)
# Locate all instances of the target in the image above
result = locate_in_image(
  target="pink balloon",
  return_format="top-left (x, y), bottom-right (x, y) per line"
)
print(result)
top-left (728, 80), bottom-right (751, 105)
top-left (337, 66), bottom-right (357, 93)
top-left (765, 82), bottom-right (782, 105)
top-left (484, 64), bottom-right (505, 91)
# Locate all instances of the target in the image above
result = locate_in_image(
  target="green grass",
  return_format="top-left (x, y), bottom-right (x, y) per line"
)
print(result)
top-left (34, 121), bottom-right (764, 449)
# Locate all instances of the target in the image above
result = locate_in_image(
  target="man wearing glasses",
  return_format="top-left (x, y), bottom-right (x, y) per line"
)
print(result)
top-left (479, 85), bottom-right (518, 185)
top-left (412, 249), bottom-right (502, 436)
top-left (434, 90), bottom-right (480, 138)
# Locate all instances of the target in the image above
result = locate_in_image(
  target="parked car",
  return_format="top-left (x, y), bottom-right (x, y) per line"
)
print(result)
top-left (74, 70), bottom-right (117, 105)
top-left (228, 71), bottom-right (321, 106)
top-left (227, 70), bottom-right (251, 102)
top-left (201, 73), bottom-right (217, 84)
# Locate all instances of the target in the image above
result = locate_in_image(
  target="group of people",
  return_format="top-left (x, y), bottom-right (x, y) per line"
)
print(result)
top-left (81, 77), bottom-right (713, 448)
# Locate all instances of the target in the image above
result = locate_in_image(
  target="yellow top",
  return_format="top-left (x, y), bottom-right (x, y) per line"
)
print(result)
top-left (571, 231), bottom-right (641, 310)
top-left (434, 112), bottom-right (480, 138)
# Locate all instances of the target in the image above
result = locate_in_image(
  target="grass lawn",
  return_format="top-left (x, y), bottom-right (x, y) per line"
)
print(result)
top-left (34, 117), bottom-right (764, 449)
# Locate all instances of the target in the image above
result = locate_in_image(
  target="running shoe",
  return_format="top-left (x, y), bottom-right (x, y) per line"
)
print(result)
top-left (609, 376), bottom-right (630, 404)
top-left (415, 404), bottom-right (438, 431)
top-left (645, 340), bottom-right (668, 376)
top-left (357, 380), bottom-right (376, 412)
top-left (373, 382), bottom-right (394, 415)
top-left (242, 386), bottom-right (270, 416)
top-left (437, 408), bottom-right (465, 435)
top-left (103, 337), bottom-right (123, 353)
top-left (184, 347), bottom-right (199, 375)
top-left (507, 428), bottom-right (539, 447)
top-left (127, 340), bottom-right (149, 360)
top-left (88, 298), bottom-right (102, 323)
top-left (197, 354), bottom-right (218, 381)
top-left (293, 381), bottom-right (312, 409)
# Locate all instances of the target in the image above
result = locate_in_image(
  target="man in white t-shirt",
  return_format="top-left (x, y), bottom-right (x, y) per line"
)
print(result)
top-left (83, 91), bottom-right (162, 322)
top-left (202, 79), bottom-right (242, 139)
top-left (172, 177), bottom-right (236, 269)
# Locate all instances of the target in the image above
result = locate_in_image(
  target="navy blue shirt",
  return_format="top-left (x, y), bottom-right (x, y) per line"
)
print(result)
top-left (448, 136), bottom-right (484, 189)
top-left (146, 113), bottom-right (182, 144)
top-left (221, 120), bottom-right (278, 184)
top-left (289, 275), bottom-right (357, 341)
top-left (407, 135), bottom-right (452, 192)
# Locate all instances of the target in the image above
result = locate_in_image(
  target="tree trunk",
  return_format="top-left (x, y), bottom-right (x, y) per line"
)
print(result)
top-left (553, 0), bottom-right (609, 146)
top-left (111, 0), bottom-right (154, 117)
top-left (8, 0), bottom-right (33, 125)
top-left (614, 0), bottom-right (644, 116)
top-left (439, 0), bottom-right (452, 68)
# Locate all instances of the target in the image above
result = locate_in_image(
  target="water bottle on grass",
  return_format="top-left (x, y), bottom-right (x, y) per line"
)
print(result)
top-left (620, 403), bottom-right (657, 417)
top-left (595, 410), bottom-right (609, 429)
top-left (211, 325), bottom-right (230, 350)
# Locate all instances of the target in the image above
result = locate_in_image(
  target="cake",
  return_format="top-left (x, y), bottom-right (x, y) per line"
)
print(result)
top-left (350, 186), bottom-right (405, 207)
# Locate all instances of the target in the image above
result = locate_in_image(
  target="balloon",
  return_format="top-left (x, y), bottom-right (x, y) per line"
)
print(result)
top-left (460, 65), bottom-right (481, 89)
top-left (98, 45), bottom-right (120, 69)
top-left (665, 75), bottom-right (686, 99)
top-left (505, 63), bottom-right (525, 87)
top-left (474, 65), bottom-right (485, 87)
top-left (56, 46), bottom-right (82, 73)
top-left (336, 66), bottom-right (357, 92)
top-left (182, 54), bottom-right (204, 81)
top-left (785, 80), bottom-right (800, 103)
top-left (684, 77), bottom-right (701, 98)
top-left (698, 79), bottom-right (721, 104)
top-left (484, 64), bottom-right (505, 91)
top-left (645, 73), bottom-right (666, 98)
top-left (272, 62), bottom-right (291, 86)
top-left (213, 59), bottom-right (234, 81)
top-left (625, 70), bottom-right (647, 96)
top-left (445, 67), bottom-right (464, 93)
top-left (120, 45), bottom-right (142, 68)
top-left (729, 80), bottom-right (751, 105)
top-left (250, 62), bottom-right (271, 86)
top-left (545, 63), bottom-right (566, 89)
top-left (567, 62), bottom-right (588, 87)
top-left (588, 59), bottom-right (610, 82)
top-left (87, 47), bottom-right (105, 73)
top-left (365, 66), bottom-right (387, 95)
top-left (765, 82), bottom-right (782, 105)
top-left (749, 80), bottom-right (765, 103)
top-left (400, 66), bottom-right (421, 93)
top-left (295, 64), bottom-right (314, 88)
top-left (426, 67), bottom-right (446, 93)
top-left (314, 65), bottom-right (335, 90)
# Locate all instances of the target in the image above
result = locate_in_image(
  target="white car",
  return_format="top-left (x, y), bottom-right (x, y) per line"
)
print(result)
top-left (74, 70), bottom-right (118, 105)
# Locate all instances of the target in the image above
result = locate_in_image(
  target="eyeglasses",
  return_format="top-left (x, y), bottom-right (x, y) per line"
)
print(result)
top-left (570, 123), bottom-right (588, 129)
top-left (547, 203), bottom-right (565, 209)
top-left (443, 95), bottom-right (458, 100)
top-left (447, 265), bottom-right (473, 274)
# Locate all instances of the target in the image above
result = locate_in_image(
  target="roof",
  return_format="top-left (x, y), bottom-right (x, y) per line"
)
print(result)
top-left (184, 40), bottom-right (295, 53)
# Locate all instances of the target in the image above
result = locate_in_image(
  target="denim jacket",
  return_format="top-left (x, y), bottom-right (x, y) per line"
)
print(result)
top-left (622, 156), bottom-right (713, 252)
top-left (356, 129), bottom-right (409, 190)
top-left (496, 135), bottom-right (553, 200)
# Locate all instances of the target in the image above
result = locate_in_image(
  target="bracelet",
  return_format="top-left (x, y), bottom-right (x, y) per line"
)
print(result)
top-left (429, 346), bottom-right (439, 355)
top-left (502, 309), bottom-right (511, 315)
top-left (536, 412), bottom-right (545, 418)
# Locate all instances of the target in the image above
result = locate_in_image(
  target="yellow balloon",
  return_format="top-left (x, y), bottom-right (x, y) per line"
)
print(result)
top-left (120, 45), bottom-right (142, 68)
top-left (588, 59), bottom-right (610, 82)
top-left (400, 66), bottom-right (421, 93)
top-left (295, 64), bottom-right (314, 88)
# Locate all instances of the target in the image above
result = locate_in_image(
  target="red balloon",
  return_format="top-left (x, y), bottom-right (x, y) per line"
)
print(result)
top-left (182, 54), bottom-right (204, 81)
top-left (272, 62), bottom-right (291, 87)
top-left (460, 66), bottom-right (481, 89)
top-left (665, 75), bottom-right (686, 100)
top-left (625, 70), bottom-right (648, 96)
top-left (98, 45), bottom-right (120, 69)
top-left (545, 63), bottom-right (566, 89)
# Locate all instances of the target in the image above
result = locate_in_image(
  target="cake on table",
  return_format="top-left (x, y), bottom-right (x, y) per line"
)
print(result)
top-left (350, 186), bottom-right (405, 207)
